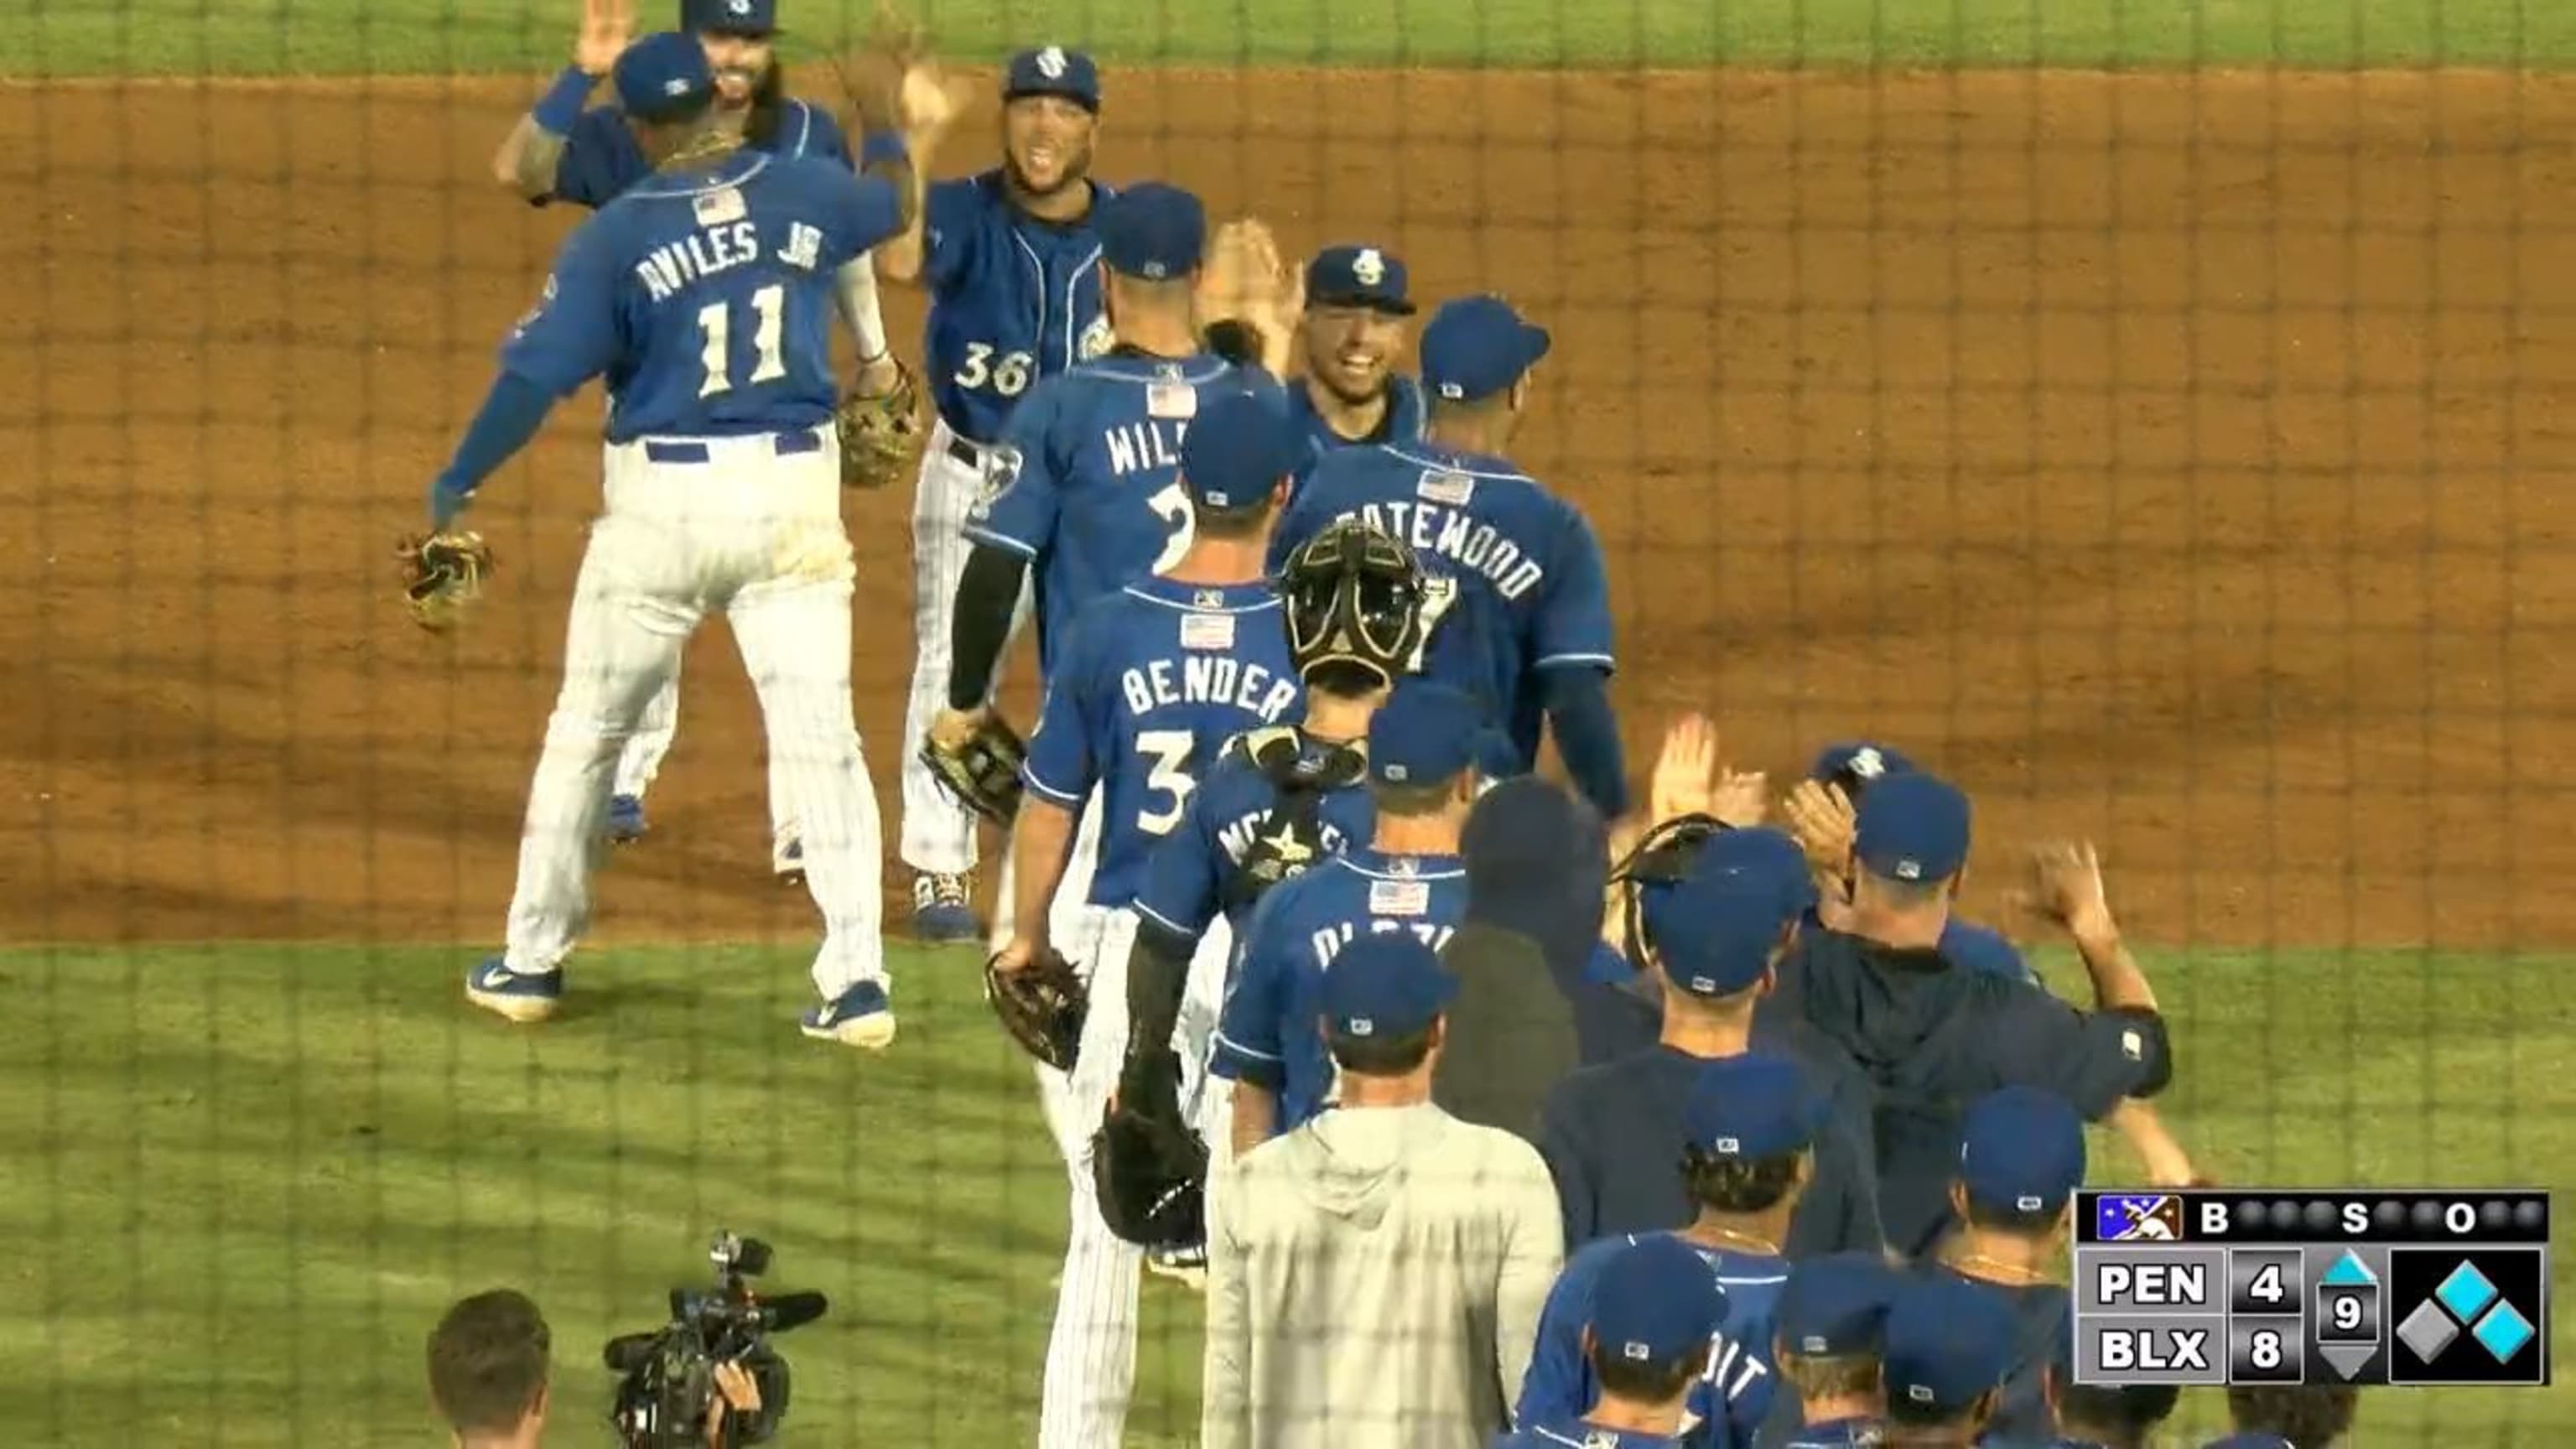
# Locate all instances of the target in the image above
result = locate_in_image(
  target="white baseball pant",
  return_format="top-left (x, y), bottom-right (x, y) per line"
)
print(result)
top-left (898, 418), bottom-right (1031, 875)
top-left (609, 668), bottom-right (799, 857)
top-left (1032, 900), bottom-right (1235, 1449)
top-left (500, 427), bottom-right (887, 1001)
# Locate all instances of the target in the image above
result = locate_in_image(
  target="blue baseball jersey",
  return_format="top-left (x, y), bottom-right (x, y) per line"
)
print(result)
top-left (1272, 441), bottom-right (1614, 773)
top-left (1286, 373), bottom-right (1427, 465)
top-left (1130, 727), bottom-right (1378, 949)
top-left (1209, 846), bottom-right (1469, 1133)
top-left (1494, 1420), bottom-right (1684, 1449)
top-left (919, 171), bottom-right (1118, 443)
top-left (1021, 577), bottom-right (1303, 907)
top-left (965, 353), bottom-right (1280, 669)
top-left (501, 152), bottom-right (902, 441)
top-left (1521, 1233), bottom-right (1788, 1449)
top-left (1774, 1418), bottom-right (1882, 1447)
top-left (545, 97), bottom-right (849, 210)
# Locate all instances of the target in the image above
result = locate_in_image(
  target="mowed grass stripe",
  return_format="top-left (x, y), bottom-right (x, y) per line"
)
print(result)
top-left (10, 0), bottom-right (2576, 76)
top-left (3, 941), bottom-right (2571, 1444)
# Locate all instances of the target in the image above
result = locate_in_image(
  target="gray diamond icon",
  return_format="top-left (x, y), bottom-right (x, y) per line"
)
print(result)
top-left (2398, 1299), bottom-right (2461, 1362)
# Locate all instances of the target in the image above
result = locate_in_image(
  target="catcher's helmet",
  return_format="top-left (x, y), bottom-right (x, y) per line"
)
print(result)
top-left (1278, 520), bottom-right (1451, 692)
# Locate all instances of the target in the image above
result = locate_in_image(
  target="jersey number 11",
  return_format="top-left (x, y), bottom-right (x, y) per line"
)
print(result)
top-left (697, 284), bottom-right (789, 398)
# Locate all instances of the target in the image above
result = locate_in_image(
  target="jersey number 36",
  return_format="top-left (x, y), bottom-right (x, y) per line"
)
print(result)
top-left (953, 343), bottom-right (1033, 397)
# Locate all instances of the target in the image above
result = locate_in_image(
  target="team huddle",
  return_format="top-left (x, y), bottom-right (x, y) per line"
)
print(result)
top-left (408, 4), bottom-right (2359, 1448)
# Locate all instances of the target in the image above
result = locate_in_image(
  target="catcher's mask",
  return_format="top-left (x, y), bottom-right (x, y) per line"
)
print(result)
top-left (1607, 813), bottom-right (1729, 981)
top-left (1279, 521), bottom-right (1452, 690)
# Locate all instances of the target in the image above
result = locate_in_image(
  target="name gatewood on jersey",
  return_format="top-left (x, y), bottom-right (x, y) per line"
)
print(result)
top-left (1115, 654), bottom-right (1298, 721)
top-left (1352, 480), bottom-right (1549, 599)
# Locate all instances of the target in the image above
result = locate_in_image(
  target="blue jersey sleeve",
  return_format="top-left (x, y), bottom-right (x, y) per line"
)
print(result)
top-left (548, 107), bottom-right (637, 210)
top-left (816, 168), bottom-right (906, 267)
top-left (1514, 1245), bottom-right (1605, 1427)
top-left (497, 221), bottom-right (623, 397)
top-left (1021, 624), bottom-right (1098, 809)
top-left (963, 382), bottom-right (1065, 558)
top-left (1133, 770), bottom-right (1230, 944)
top-left (1210, 893), bottom-right (1292, 1089)
top-left (920, 178), bottom-right (983, 293)
top-left (1534, 501), bottom-right (1617, 672)
top-left (787, 100), bottom-right (850, 164)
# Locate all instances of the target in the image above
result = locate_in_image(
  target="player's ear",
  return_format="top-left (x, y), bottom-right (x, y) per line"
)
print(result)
top-left (1948, 1178), bottom-right (1971, 1220)
top-left (1508, 376), bottom-right (1529, 413)
top-left (1964, 1386), bottom-right (1999, 1434)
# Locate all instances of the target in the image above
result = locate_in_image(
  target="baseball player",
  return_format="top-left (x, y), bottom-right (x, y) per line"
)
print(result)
top-left (1522, 1052), bottom-right (1820, 1449)
top-left (1877, 1272), bottom-right (2023, 1447)
top-left (1762, 1252), bottom-right (1898, 1448)
top-left (1208, 678), bottom-right (1484, 1156)
top-left (990, 395), bottom-right (1308, 1449)
top-left (1287, 245), bottom-right (1424, 454)
top-left (1493, 1235), bottom-right (1727, 1449)
top-left (1914, 1087), bottom-right (2085, 1445)
top-left (875, 45), bottom-right (1114, 941)
top-left (1789, 742), bottom-right (2034, 985)
top-left (439, 31), bottom-right (913, 1041)
top-left (1271, 293), bottom-right (1628, 821)
top-left (487, 0), bottom-right (909, 878)
top-left (2009, 1317), bottom-right (2179, 1449)
top-left (925, 181), bottom-right (1278, 944)
top-left (1762, 772), bottom-right (2193, 1255)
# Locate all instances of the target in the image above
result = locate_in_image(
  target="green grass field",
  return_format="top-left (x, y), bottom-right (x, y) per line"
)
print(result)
top-left (4, 942), bottom-right (2570, 1445)
top-left (8, 0), bottom-right (2576, 75)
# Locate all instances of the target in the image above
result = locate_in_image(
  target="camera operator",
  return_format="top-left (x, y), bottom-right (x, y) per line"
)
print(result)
top-left (428, 1288), bottom-right (763, 1448)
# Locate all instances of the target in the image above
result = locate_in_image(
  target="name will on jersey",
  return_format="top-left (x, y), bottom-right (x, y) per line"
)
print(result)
top-left (1106, 420), bottom-right (1187, 475)
top-left (1118, 656), bottom-right (1297, 723)
top-left (1343, 498), bottom-right (1545, 600)
top-left (634, 219), bottom-right (826, 304)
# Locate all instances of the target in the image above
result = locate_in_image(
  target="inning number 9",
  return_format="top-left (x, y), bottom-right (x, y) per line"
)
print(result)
top-left (953, 343), bottom-right (1033, 397)
top-left (2332, 1296), bottom-right (2362, 1332)
top-left (2251, 1331), bottom-right (2282, 1370)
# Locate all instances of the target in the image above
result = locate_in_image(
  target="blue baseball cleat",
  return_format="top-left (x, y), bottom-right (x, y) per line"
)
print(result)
top-left (800, 981), bottom-right (896, 1049)
top-left (911, 870), bottom-right (981, 944)
top-left (774, 834), bottom-right (805, 888)
top-left (466, 957), bottom-right (564, 1023)
top-left (605, 793), bottom-right (648, 844)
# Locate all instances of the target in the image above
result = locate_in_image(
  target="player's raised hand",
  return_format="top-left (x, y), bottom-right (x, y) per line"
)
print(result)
top-left (1649, 712), bottom-right (1718, 822)
top-left (1779, 777), bottom-right (1857, 878)
top-left (2016, 839), bottom-right (2117, 941)
top-left (573, 0), bottom-right (632, 76)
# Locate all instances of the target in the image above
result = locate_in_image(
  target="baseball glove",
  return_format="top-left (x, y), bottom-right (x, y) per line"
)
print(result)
top-left (395, 529), bottom-right (496, 633)
top-left (1195, 218), bottom-right (1301, 376)
top-left (1092, 1046), bottom-right (1209, 1251)
top-left (984, 948), bottom-right (1086, 1072)
top-left (836, 356), bottom-right (924, 491)
top-left (919, 713), bottom-right (1026, 826)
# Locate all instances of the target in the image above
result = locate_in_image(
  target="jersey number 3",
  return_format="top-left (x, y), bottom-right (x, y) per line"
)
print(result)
top-left (697, 283), bottom-right (789, 398)
top-left (1135, 730), bottom-right (1197, 835)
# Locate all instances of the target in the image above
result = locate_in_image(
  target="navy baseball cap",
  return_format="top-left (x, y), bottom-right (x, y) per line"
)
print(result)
top-left (1776, 1253), bottom-right (1899, 1358)
top-left (1420, 294), bottom-right (1550, 403)
top-left (1320, 933), bottom-right (1459, 1041)
top-left (1853, 771), bottom-right (1971, 884)
top-left (1884, 1274), bottom-right (2021, 1417)
top-left (1810, 740), bottom-right (1914, 795)
top-left (1098, 182), bottom-right (1204, 280)
top-left (615, 32), bottom-right (717, 122)
top-left (1004, 44), bottom-right (1103, 112)
top-left (1683, 1052), bottom-right (1821, 1161)
top-left (1367, 682), bottom-right (1484, 788)
top-left (1306, 245), bottom-right (1415, 315)
top-left (681, 0), bottom-right (775, 34)
top-left (1180, 393), bottom-right (1303, 515)
top-left (1959, 1086), bottom-right (2086, 1217)
top-left (1592, 1237), bottom-right (1727, 1373)
top-left (1642, 829), bottom-right (1809, 997)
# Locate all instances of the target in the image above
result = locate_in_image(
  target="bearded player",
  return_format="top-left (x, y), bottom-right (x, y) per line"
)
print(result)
top-left (1286, 244), bottom-right (1425, 455)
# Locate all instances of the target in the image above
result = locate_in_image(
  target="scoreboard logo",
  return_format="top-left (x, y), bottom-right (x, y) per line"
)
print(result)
top-left (2097, 1194), bottom-right (2185, 1243)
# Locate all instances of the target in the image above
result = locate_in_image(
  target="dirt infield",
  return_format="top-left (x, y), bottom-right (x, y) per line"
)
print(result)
top-left (3, 66), bottom-right (2569, 950)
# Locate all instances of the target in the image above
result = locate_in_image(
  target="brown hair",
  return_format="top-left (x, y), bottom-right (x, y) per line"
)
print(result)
top-left (427, 1289), bottom-right (551, 1437)
top-left (2229, 1384), bottom-right (2359, 1446)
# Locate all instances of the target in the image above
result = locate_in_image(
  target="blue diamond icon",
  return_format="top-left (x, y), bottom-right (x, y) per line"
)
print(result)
top-left (2473, 1301), bottom-right (2536, 1363)
top-left (2437, 1261), bottom-right (2499, 1322)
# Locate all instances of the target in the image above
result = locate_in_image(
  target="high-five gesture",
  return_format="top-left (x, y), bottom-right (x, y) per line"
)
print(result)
top-left (573, 0), bottom-right (633, 76)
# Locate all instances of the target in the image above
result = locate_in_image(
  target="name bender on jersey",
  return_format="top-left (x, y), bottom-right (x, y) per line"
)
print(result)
top-left (1344, 493), bottom-right (1547, 600)
top-left (1117, 655), bottom-right (1298, 722)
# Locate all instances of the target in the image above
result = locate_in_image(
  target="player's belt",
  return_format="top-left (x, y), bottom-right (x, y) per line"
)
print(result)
top-left (642, 431), bottom-right (824, 465)
top-left (943, 434), bottom-right (989, 467)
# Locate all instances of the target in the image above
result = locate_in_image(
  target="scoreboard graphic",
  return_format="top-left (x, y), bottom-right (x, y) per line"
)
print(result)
top-left (2073, 1190), bottom-right (2549, 1388)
